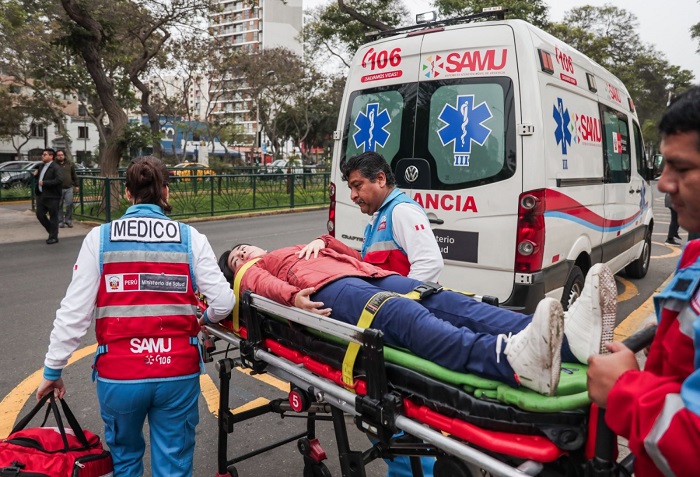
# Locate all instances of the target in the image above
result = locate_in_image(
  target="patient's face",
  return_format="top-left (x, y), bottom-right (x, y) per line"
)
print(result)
top-left (229, 244), bottom-right (266, 272)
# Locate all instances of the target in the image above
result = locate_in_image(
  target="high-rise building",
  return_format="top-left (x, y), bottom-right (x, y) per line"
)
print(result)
top-left (209, 0), bottom-right (303, 150)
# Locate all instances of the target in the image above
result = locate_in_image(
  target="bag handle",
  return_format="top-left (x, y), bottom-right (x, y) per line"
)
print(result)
top-left (10, 395), bottom-right (91, 450)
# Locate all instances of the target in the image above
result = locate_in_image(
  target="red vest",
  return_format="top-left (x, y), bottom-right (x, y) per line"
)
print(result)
top-left (93, 213), bottom-right (201, 381)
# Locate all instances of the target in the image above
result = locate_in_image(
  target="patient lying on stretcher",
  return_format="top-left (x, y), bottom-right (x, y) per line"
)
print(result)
top-left (218, 235), bottom-right (616, 397)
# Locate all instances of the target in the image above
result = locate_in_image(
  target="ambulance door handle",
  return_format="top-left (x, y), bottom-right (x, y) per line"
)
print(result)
top-left (628, 188), bottom-right (641, 194)
top-left (429, 218), bottom-right (444, 225)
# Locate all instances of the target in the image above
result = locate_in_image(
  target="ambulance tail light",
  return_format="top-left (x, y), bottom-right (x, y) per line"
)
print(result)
top-left (327, 182), bottom-right (336, 236)
top-left (515, 190), bottom-right (546, 273)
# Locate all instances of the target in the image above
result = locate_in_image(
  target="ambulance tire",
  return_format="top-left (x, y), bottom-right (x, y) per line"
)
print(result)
top-left (561, 265), bottom-right (585, 311)
top-left (625, 230), bottom-right (651, 279)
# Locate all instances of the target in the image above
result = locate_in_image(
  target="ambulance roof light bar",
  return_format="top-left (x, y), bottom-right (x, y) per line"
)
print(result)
top-left (416, 11), bottom-right (437, 24)
top-left (367, 7), bottom-right (508, 40)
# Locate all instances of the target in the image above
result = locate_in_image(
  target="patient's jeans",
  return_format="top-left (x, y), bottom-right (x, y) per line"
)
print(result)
top-left (313, 275), bottom-right (533, 385)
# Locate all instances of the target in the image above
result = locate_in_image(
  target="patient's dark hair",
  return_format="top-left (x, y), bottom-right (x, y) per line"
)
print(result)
top-left (217, 243), bottom-right (250, 284)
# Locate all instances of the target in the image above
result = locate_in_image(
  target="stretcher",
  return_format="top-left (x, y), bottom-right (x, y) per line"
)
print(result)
top-left (203, 289), bottom-right (655, 477)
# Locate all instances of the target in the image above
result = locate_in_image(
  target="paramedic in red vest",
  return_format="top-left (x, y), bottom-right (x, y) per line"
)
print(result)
top-left (587, 85), bottom-right (700, 477)
top-left (36, 157), bottom-right (235, 477)
top-left (341, 151), bottom-right (443, 281)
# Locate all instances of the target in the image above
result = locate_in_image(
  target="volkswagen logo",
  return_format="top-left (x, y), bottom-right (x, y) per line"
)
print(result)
top-left (404, 165), bottom-right (419, 183)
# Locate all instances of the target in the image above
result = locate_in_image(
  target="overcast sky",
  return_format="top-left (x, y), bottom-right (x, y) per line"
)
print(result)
top-left (305, 0), bottom-right (700, 81)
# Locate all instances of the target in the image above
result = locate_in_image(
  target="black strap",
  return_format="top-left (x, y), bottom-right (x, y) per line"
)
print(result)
top-left (9, 395), bottom-right (91, 450)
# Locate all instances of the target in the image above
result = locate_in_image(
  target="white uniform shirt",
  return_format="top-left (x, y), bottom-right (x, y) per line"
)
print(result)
top-left (368, 201), bottom-right (444, 282)
top-left (44, 225), bottom-right (234, 371)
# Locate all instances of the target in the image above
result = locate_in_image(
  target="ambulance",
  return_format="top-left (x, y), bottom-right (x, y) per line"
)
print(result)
top-left (326, 10), bottom-right (655, 313)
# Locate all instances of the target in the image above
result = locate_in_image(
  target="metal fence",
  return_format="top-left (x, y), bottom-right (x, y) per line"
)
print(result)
top-left (70, 172), bottom-right (330, 222)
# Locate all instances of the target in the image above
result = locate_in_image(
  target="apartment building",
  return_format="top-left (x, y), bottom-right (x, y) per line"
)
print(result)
top-left (208, 0), bottom-right (303, 147)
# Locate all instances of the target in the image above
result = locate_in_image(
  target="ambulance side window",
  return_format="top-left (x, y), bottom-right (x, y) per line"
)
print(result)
top-left (632, 121), bottom-right (645, 175)
top-left (600, 106), bottom-right (631, 183)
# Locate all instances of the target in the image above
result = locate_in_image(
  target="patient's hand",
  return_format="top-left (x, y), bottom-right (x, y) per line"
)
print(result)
top-left (587, 341), bottom-right (639, 408)
top-left (298, 239), bottom-right (326, 260)
top-left (294, 287), bottom-right (332, 316)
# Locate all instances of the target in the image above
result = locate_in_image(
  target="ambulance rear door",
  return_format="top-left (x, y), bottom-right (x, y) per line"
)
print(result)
top-left (406, 23), bottom-right (521, 301)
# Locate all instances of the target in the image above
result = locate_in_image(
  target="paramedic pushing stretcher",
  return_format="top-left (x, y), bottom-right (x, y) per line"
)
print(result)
top-left (220, 235), bottom-right (616, 396)
top-left (587, 86), bottom-right (700, 477)
top-left (37, 157), bottom-right (235, 477)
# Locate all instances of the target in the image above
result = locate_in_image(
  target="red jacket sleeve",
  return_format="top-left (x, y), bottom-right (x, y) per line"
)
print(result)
top-left (320, 235), bottom-right (362, 261)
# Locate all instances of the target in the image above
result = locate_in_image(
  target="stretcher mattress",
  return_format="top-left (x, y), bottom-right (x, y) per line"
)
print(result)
top-left (224, 310), bottom-right (590, 452)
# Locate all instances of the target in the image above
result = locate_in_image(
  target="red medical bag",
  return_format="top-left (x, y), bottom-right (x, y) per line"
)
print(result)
top-left (0, 394), bottom-right (112, 477)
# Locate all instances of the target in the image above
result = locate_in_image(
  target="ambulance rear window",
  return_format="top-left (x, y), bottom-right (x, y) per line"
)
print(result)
top-left (340, 77), bottom-right (515, 191)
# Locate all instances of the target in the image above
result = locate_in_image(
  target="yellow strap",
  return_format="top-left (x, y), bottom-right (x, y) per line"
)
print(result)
top-left (232, 258), bottom-right (262, 332)
top-left (341, 291), bottom-right (402, 388)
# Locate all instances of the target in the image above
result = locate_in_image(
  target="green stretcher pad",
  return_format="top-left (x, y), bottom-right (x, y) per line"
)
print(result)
top-left (299, 323), bottom-right (591, 413)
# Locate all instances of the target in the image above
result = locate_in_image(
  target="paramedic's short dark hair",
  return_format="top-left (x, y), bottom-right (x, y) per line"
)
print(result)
top-left (340, 152), bottom-right (396, 187)
top-left (659, 86), bottom-right (700, 151)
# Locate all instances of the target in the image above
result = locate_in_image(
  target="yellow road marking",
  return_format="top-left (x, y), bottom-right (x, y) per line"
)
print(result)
top-left (236, 366), bottom-right (290, 393)
top-left (232, 397), bottom-right (271, 414)
top-left (0, 344), bottom-right (97, 439)
top-left (614, 273), bottom-right (674, 341)
top-left (615, 276), bottom-right (637, 303)
top-left (651, 241), bottom-right (683, 258)
top-left (200, 373), bottom-right (222, 417)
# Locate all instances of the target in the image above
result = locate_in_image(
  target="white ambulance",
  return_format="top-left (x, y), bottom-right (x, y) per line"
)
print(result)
top-left (326, 11), bottom-right (655, 313)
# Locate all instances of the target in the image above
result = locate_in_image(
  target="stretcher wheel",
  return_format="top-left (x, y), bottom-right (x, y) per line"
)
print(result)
top-left (303, 462), bottom-right (331, 477)
top-left (433, 456), bottom-right (480, 477)
top-left (225, 465), bottom-right (239, 477)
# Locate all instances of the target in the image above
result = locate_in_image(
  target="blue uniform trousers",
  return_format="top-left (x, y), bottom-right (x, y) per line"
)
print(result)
top-left (315, 275), bottom-right (535, 385)
top-left (96, 376), bottom-right (200, 477)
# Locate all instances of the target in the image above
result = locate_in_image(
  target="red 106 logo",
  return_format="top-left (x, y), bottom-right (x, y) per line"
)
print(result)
top-left (361, 47), bottom-right (402, 70)
top-left (555, 47), bottom-right (574, 74)
top-left (607, 84), bottom-right (622, 103)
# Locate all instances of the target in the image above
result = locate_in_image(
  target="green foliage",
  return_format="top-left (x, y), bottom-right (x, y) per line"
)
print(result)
top-left (548, 5), bottom-right (693, 150)
top-left (432, 0), bottom-right (549, 28)
top-left (304, 0), bottom-right (408, 68)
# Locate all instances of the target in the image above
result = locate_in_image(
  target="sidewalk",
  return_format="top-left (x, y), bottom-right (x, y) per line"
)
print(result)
top-left (0, 204), bottom-right (93, 244)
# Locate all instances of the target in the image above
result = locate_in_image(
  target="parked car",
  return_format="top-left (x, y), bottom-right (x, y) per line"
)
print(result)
top-left (0, 161), bottom-right (42, 189)
top-left (264, 159), bottom-right (303, 174)
top-left (169, 162), bottom-right (215, 181)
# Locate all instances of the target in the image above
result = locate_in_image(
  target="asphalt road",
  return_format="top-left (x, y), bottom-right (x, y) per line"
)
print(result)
top-left (0, 195), bottom-right (683, 476)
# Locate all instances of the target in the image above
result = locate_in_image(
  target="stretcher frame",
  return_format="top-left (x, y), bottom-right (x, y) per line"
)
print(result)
top-left (205, 290), bottom-right (642, 477)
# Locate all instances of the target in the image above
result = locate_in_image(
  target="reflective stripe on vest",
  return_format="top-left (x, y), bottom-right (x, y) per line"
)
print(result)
top-left (644, 393), bottom-right (684, 477)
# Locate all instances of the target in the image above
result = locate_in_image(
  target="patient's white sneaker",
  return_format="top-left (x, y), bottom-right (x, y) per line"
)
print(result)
top-left (502, 297), bottom-right (563, 396)
top-left (564, 263), bottom-right (617, 363)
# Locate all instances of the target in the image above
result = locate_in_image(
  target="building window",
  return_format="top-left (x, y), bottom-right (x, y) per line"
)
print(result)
top-left (78, 126), bottom-right (89, 139)
top-left (78, 105), bottom-right (88, 117)
top-left (30, 123), bottom-right (45, 138)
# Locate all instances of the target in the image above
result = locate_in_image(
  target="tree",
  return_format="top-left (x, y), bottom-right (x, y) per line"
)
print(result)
top-left (549, 5), bottom-right (694, 147)
top-left (234, 48), bottom-right (308, 158)
top-left (304, 0), bottom-right (408, 69)
top-left (432, 0), bottom-right (549, 28)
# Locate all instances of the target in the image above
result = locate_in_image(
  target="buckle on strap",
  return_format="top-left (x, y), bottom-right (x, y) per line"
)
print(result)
top-left (412, 281), bottom-right (443, 299)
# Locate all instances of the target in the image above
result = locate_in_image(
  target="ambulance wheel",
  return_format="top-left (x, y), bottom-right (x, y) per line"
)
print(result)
top-left (561, 265), bottom-right (584, 311)
top-left (625, 229), bottom-right (651, 278)
top-left (303, 462), bottom-right (331, 477)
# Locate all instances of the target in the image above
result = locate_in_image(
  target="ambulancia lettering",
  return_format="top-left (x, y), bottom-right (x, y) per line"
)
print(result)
top-left (445, 49), bottom-right (507, 73)
top-left (130, 338), bottom-right (172, 354)
top-left (413, 193), bottom-right (478, 213)
top-left (111, 218), bottom-right (181, 243)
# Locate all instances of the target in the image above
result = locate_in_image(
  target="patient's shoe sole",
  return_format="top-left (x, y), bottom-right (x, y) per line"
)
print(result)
top-left (597, 265), bottom-right (617, 354)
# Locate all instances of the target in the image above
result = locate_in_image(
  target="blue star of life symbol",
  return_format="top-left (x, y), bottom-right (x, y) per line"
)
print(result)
top-left (353, 103), bottom-right (391, 152)
top-left (437, 95), bottom-right (492, 167)
top-left (553, 97), bottom-right (572, 155)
